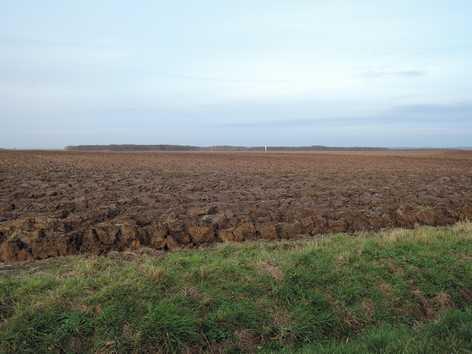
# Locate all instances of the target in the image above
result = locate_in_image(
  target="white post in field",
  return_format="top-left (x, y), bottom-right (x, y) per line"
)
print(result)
top-left (265, 145), bottom-right (268, 152)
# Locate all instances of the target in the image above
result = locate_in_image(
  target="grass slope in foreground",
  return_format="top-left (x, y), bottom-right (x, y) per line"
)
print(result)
top-left (1, 223), bottom-right (471, 353)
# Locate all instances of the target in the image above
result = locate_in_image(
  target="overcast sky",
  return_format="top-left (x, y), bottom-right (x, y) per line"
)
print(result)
top-left (1, 0), bottom-right (471, 148)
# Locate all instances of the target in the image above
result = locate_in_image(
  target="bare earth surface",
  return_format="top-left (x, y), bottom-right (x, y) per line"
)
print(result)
top-left (1, 150), bottom-right (472, 262)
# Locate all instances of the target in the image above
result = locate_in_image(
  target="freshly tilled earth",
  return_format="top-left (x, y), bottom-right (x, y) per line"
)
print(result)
top-left (1, 150), bottom-right (472, 262)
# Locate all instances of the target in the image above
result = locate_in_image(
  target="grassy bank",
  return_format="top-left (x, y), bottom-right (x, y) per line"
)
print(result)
top-left (1, 223), bottom-right (471, 353)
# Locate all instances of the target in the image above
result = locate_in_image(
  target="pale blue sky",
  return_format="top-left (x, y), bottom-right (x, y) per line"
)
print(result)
top-left (1, 0), bottom-right (471, 148)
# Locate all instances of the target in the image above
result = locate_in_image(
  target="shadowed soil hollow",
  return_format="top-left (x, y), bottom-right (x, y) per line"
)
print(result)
top-left (1, 150), bottom-right (472, 262)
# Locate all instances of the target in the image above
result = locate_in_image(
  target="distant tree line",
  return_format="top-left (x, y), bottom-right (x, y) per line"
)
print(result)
top-left (65, 144), bottom-right (390, 152)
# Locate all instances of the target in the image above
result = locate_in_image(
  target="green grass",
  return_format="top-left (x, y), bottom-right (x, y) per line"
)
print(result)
top-left (1, 223), bottom-right (471, 353)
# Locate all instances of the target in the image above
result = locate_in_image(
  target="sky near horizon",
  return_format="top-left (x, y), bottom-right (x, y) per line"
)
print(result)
top-left (1, 1), bottom-right (471, 148)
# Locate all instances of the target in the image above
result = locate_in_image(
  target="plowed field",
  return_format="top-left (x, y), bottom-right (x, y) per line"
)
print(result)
top-left (1, 150), bottom-right (472, 262)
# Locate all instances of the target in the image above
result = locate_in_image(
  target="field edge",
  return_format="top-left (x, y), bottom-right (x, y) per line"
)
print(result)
top-left (0, 222), bottom-right (471, 353)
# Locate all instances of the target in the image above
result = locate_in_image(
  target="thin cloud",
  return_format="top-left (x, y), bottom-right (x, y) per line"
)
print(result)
top-left (393, 102), bottom-right (472, 114)
top-left (361, 70), bottom-right (426, 78)
top-left (0, 35), bottom-right (106, 49)
top-left (218, 101), bottom-right (472, 129)
top-left (154, 73), bottom-right (291, 85)
top-left (219, 117), bottom-right (378, 128)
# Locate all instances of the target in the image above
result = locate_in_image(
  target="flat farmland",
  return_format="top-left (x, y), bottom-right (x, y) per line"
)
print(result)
top-left (1, 150), bottom-right (472, 262)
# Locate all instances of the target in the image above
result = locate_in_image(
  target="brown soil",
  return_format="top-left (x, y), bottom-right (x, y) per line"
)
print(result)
top-left (1, 150), bottom-right (472, 262)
